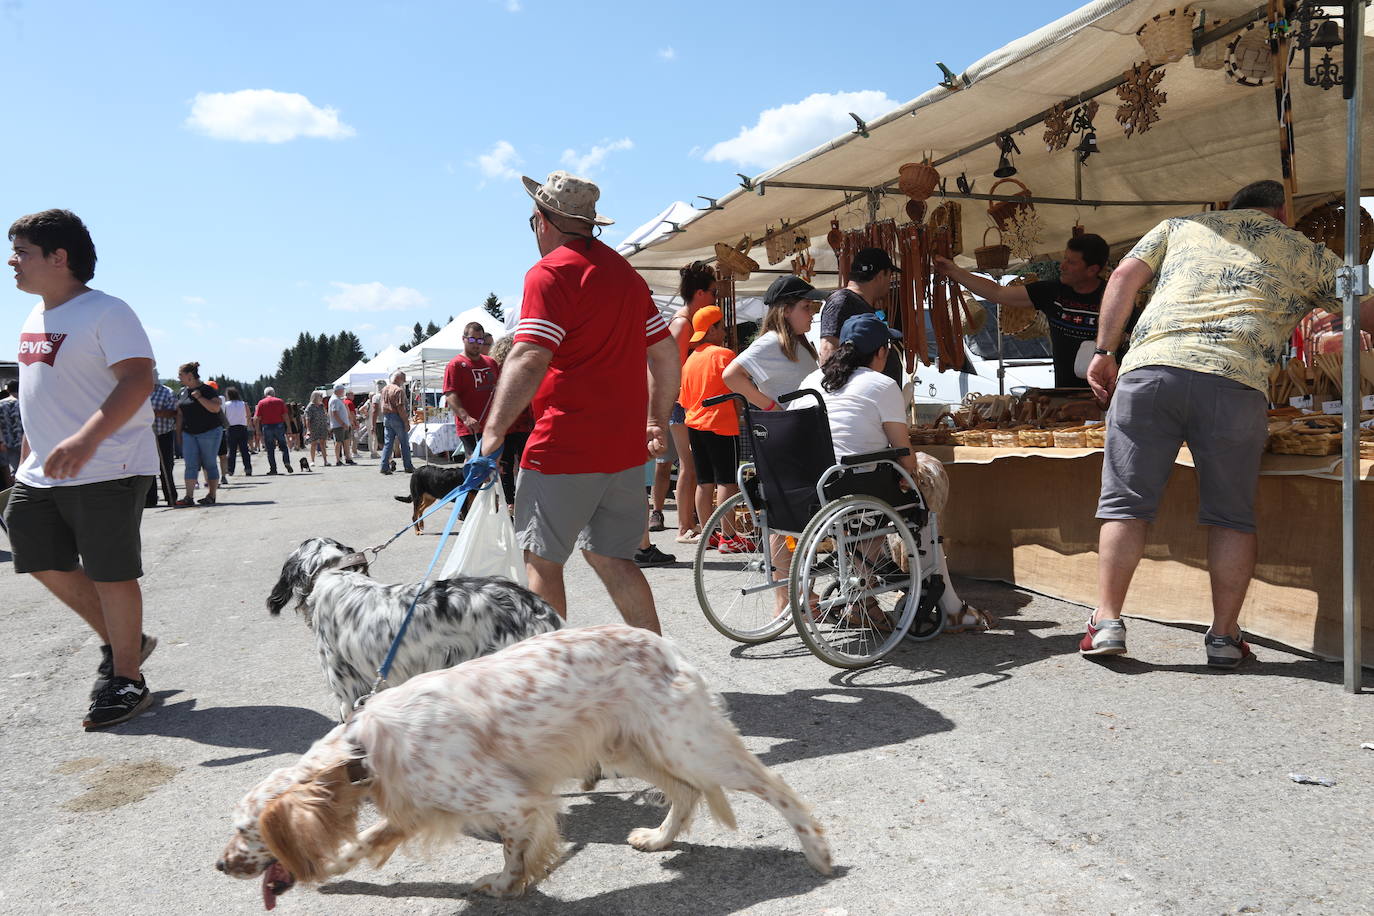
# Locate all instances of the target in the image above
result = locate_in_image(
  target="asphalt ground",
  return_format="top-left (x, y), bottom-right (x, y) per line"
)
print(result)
top-left (0, 452), bottom-right (1370, 915)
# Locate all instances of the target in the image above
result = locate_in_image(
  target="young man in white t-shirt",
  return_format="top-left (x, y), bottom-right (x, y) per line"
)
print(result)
top-left (5, 209), bottom-right (159, 730)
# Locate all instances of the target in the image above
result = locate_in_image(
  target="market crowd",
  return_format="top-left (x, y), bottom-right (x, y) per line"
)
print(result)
top-left (5, 172), bottom-right (1373, 732)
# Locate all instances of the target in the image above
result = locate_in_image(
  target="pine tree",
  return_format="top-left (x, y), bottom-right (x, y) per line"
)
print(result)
top-left (410, 322), bottom-right (425, 347)
top-left (482, 292), bottom-right (504, 322)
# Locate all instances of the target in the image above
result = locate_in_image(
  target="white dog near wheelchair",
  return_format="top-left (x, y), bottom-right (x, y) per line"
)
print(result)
top-left (217, 625), bottom-right (832, 903)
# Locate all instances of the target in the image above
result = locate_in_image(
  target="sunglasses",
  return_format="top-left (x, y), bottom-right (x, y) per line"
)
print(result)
top-left (464, 336), bottom-right (484, 343)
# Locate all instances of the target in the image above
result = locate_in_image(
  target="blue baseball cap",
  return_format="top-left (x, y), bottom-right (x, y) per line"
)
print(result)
top-left (840, 313), bottom-right (901, 354)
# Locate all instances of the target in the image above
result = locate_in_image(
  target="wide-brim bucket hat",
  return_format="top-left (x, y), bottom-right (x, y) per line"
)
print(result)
top-left (522, 170), bottom-right (615, 226)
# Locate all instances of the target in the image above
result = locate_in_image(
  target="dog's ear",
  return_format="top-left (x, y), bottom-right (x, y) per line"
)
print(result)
top-left (267, 548), bottom-right (310, 616)
top-left (258, 761), bottom-right (363, 885)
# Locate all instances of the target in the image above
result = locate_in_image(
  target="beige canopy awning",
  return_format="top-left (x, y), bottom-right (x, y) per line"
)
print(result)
top-left (626, 0), bottom-right (1374, 294)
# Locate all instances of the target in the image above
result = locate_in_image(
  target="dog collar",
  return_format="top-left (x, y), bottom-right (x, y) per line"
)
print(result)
top-left (336, 552), bottom-right (369, 572)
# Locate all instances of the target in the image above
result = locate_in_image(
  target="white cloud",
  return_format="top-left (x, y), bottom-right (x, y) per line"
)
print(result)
top-left (474, 140), bottom-right (522, 184)
top-left (505, 0), bottom-right (521, 10)
top-left (183, 312), bottom-right (219, 333)
top-left (560, 138), bottom-right (633, 174)
top-left (185, 89), bottom-right (356, 143)
top-left (325, 281), bottom-right (429, 312)
top-left (703, 90), bottom-right (900, 170)
top-left (182, 295), bottom-right (207, 305)
top-left (658, 47), bottom-right (676, 61)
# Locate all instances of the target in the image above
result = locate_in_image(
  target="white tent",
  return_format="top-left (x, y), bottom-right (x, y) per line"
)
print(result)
top-left (332, 358), bottom-right (369, 390)
top-left (350, 344), bottom-right (406, 388)
top-left (625, 0), bottom-right (1374, 295)
top-left (397, 309), bottom-right (508, 376)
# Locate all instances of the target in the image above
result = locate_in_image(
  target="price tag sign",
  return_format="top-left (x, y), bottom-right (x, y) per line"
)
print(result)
top-left (1322, 400), bottom-right (1344, 415)
top-left (1363, 394), bottom-right (1374, 411)
top-left (1289, 395), bottom-right (1313, 410)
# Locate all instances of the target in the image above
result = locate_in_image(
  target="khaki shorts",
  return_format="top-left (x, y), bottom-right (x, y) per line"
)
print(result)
top-left (331, 427), bottom-right (349, 443)
top-left (515, 465), bottom-right (646, 563)
top-left (4, 476), bottom-right (153, 581)
top-left (1097, 366), bottom-right (1268, 532)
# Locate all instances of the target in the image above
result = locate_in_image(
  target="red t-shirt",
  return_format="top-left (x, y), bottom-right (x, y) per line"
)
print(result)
top-left (514, 238), bottom-right (670, 474)
top-left (254, 396), bottom-right (287, 425)
top-left (442, 354), bottom-right (500, 436)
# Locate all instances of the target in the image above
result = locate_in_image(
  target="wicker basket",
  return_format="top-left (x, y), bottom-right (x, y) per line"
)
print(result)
top-left (1136, 7), bottom-right (1195, 66)
top-left (987, 177), bottom-right (1034, 232)
top-left (1193, 16), bottom-right (1229, 69)
top-left (974, 227), bottom-right (1011, 271)
top-left (952, 429), bottom-right (992, 447)
top-left (1296, 200), bottom-right (1374, 264)
top-left (1225, 22), bottom-right (1271, 87)
top-left (1053, 426), bottom-right (1089, 448)
top-left (1017, 429), bottom-right (1055, 447)
top-left (989, 429), bottom-right (1021, 448)
top-left (713, 241), bottom-right (759, 279)
top-left (1085, 425), bottom-right (1107, 448)
top-left (927, 201), bottom-right (963, 256)
top-left (898, 159), bottom-right (940, 201)
top-left (999, 302), bottom-right (1049, 340)
top-left (1270, 432), bottom-right (1342, 456)
top-left (909, 425), bottom-right (954, 446)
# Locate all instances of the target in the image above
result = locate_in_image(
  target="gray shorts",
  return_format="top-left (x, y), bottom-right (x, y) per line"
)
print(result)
top-left (1097, 365), bottom-right (1268, 532)
top-left (331, 427), bottom-right (349, 443)
top-left (4, 476), bottom-right (153, 581)
top-left (515, 465), bottom-right (646, 563)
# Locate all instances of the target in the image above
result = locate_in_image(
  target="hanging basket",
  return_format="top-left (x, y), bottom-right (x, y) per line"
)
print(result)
top-left (974, 227), bottom-right (1011, 271)
top-left (1225, 22), bottom-right (1271, 87)
top-left (1296, 200), bottom-right (1374, 264)
top-left (927, 201), bottom-right (963, 255)
top-left (987, 177), bottom-right (1034, 232)
top-left (897, 159), bottom-right (940, 201)
top-left (998, 301), bottom-right (1049, 341)
top-left (1193, 16), bottom-right (1229, 69)
top-left (1135, 7), bottom-right (1195, 66)
top-left (713, 241), bottom-right (759, 279)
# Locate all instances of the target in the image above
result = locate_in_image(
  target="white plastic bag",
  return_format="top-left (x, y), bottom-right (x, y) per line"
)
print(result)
top-left (439, 485), bottom-right (527, 585)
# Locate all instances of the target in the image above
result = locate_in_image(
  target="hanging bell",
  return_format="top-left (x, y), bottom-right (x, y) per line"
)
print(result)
top-left (1312, 19), bottom-right (1342, 51)
top-left (993, 149), bottom-right (1017, 178)
top-left (1074, 131), bottom-right (1098, 163)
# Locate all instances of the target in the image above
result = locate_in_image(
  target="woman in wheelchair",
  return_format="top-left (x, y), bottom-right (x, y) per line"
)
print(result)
top-left (793, 314), bottom-right (990, 635)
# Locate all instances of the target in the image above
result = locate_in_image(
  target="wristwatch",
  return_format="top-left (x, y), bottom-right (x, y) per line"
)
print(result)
top-left (1093, 347), bottom-right (1115, 357)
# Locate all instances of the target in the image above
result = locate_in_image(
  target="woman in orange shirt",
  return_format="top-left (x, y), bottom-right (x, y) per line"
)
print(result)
top-left (678, 306), bottom-right (751, 552)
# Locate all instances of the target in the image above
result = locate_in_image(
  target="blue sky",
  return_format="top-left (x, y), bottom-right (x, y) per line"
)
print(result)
top-left (2, 0), bottom-right (1093, 379)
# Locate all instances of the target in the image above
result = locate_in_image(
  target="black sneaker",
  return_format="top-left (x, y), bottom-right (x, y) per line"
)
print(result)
top-left (93, 634), bottom-right (158, 700)
top-left (267, 469), bottom-right (279, 475)
top-left (634, 545), bottom-right (676, 568)
top-left (285, 463), bottom-right (293, 474)
top-left (83, 676), bottom-right (152, 730)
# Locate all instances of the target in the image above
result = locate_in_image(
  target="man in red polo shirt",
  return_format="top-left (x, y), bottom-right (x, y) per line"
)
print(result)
top-left (253, 386), bottom-right (291, 474)
top-left (442, 320), bottom-right (499, 459)
top-left (477, 171), bottom-right (678, 632)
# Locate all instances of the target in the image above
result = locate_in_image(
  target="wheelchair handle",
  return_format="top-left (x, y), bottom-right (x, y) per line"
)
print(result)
top-left (703, 392), bottom-right (749, 409)
top-left (778, 389), bottom-right (825, 410)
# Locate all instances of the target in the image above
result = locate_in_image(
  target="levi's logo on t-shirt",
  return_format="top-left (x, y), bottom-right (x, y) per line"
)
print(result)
top-left (18, 332), bottom-right (67, 366)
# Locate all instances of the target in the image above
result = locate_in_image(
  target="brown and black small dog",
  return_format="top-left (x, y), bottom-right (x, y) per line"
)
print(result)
top-left (393, 465), bottom-right (473, 533)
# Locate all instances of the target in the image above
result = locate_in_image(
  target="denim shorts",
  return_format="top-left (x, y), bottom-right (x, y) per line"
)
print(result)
top-left (1097, 365), bottom-right (1268, 532)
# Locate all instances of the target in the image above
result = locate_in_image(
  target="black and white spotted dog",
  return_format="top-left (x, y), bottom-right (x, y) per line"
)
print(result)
top-left (267, 537), bottom-right (561, 720)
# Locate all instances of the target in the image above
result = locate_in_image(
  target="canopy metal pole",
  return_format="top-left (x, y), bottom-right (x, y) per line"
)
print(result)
top-left (1340, 0), bottom-right (1366, 693)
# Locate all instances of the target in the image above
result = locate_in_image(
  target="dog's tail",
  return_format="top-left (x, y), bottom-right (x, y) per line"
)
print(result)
top-left (703, 786), bottom-right (737, 831)
top-left (393, 495), bottom-right (413, 503)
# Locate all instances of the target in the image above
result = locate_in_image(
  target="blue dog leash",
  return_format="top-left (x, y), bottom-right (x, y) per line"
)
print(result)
top-left (357, 441), bottom-right (504, 707)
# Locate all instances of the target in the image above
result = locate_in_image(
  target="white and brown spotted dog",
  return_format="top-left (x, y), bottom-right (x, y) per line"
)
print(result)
top-left (217, 626), bottom-right (831, 903)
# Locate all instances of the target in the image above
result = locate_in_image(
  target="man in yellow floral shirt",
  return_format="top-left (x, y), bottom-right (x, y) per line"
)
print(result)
top-left (1082, 180), bottom-right (1374, 668)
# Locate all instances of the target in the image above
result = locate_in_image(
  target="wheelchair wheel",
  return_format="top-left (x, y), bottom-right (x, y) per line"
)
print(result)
top-left (789, 495), bottom-right (920, 668)
top-left (694, 492), bottom-right (793, 644)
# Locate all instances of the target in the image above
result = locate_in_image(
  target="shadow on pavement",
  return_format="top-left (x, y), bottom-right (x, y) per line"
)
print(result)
top-left (319, 844), bottom-right (839, 913)
top-left (1082, 652), bottom-right (1368, 686)
top-left (722, 687), bottom-right (954, 767)
top-left (105, 690), bottom-right (335, 766)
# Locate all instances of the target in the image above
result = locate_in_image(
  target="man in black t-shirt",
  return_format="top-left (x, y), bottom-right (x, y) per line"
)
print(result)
top-left (817, 246), bottom-right (903, 383)
top-left (934, 234), bottom-right (1120, 389)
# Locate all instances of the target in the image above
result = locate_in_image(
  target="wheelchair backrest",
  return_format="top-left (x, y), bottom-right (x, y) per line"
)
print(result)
top-left (746, 405), bottom-right (836, 533)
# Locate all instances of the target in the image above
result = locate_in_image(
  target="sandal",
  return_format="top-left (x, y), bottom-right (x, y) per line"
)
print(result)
top-left (174, 497), bottom-right (196, 508)
top-left (944, 602), bottom-right (994, 633)
top-left (840, 599), bottom-right (895, 634)
top-left (197, 494), bottom-right (217, 506)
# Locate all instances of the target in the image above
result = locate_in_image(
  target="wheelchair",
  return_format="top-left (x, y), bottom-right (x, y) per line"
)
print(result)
top-left (692, 390), bottom-right (946, 669)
